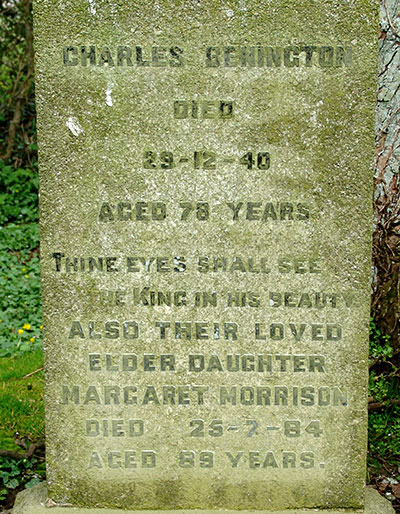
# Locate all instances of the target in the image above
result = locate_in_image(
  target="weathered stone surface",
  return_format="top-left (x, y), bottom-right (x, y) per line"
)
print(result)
top-left (33, 0), bottom-right (377, 510)
top-left (12, 483), bottom-right (396, 514)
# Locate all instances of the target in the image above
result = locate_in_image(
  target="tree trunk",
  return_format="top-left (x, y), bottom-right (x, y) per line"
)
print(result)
top-left (373, 0), bottom-right (400, 348)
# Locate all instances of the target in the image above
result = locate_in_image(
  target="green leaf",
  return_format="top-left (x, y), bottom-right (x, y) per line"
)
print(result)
top-left (4, 477), bottom-right (19, 489)
top-left (25, 477), bottom-right (41, 488)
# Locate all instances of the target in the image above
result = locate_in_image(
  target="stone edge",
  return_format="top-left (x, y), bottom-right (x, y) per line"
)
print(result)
top-left (12, 483), bottom-right (394, 514)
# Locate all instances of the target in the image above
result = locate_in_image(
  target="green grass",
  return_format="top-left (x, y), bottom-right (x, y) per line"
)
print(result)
top-left (0, 351), bottom-right (45, 505)
top-left (0, 350), bottom-right (44, 452)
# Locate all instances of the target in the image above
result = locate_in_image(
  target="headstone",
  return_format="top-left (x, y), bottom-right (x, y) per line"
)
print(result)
top-left (33, 0), bottom-right (379, 511)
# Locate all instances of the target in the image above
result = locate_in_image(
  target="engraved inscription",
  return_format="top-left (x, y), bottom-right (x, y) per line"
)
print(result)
top-left (62, 44), bottom-right (353, 69)
top-left (174, 100), bottom-right (234, 119)
top-left (35, 0), bottom-right (375, 505)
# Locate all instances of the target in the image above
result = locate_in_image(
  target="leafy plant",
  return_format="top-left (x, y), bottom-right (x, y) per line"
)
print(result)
top-left (370, 318), bottom-right (392, 362)
top-left (0, 456), bottom-right (44, 506)
top-left (368, 319), bottom-right (400, 469)
top-left (0, 0), bottom-right (36, 166)
top-left (0, 242), bottom-right (41, 357)
top-left (0, 159), bottom-right (41, 357)
top-left (0, 161), bottom-right (39, 224)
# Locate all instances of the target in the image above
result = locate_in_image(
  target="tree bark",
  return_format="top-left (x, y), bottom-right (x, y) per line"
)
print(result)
top-left (373, 0), bottom-right (400, 348)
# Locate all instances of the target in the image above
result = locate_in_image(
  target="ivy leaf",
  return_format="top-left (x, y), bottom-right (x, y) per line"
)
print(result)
top-left (25, 477), bottom-right (41, 488)
top-left (4, 477), bottom-right (19, 489)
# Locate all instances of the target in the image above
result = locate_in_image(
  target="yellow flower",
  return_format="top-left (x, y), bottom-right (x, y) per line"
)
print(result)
top-left (30, 337), bottom-right (35, 343)
top-left (40, 325), bottom-right (43, 330)
top-left (18, 329), bottom-right (24, 335)
top-left (22, 267), bottom-right (26, 272)
top-left (25, 274), bottom-right (29, 279)
top-left (23, 323), bottom-right (31, 330)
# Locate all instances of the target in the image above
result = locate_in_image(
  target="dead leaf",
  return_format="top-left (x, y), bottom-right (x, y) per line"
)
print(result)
top-left (392, 483), bottom-right (400, 498)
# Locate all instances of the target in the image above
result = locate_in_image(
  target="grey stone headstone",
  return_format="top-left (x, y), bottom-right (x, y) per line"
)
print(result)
top-left (33, 0), bottom-right (377, 510)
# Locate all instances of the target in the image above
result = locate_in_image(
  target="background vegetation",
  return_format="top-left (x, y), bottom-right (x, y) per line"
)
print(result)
top-left (0, 0), bottom-right (399, 511)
